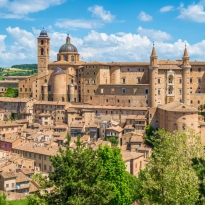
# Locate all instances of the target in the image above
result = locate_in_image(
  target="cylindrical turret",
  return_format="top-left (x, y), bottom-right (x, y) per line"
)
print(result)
top-left (69, 84), bottom-right (75, 102)
top-left (182, 46), bottom-right (191, 105)
top-left (42, 84), bottom-right (48, 101)
top-left (110, 67), bottom-right (121, 84)
top-left (52, 67), bottom-right (67, 101)
top-left (149, 44), bottom-right (159, 107)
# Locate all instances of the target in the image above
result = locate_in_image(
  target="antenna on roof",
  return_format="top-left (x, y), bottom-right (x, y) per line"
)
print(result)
top-left (42, 25), bottom-right (44, 30)
top-left (153, 41), bottom-right (155, 47)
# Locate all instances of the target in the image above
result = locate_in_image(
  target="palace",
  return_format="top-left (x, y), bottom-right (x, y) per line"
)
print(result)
top-left (18, 28), bottom-right (205, 109)
top-left (16, 28), bottom-right (205, 144)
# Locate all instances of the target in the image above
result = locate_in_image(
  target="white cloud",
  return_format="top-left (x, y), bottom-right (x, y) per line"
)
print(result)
top-left (178, 1), bottom-right (205, 22)
top-left (138, 11), bottom-right (152, 22)
top-left (160, 5), bottom-right (174, 13)
top-left (6, 27), bottom-right (36, 49)
top-left (0, 0), bottom-right (7, 7)
top-left (137, 26), bottom-right (172, 41)
top-left (2, 27), bottom-right (205, 67)
top-left (55, 19), bottom-right (103, 29)
top-left (88, 5), bottom-right (115, 22)
top-left (0, 0), bottom-right (66, 19)
top-left (0, 35), bottom-right (6, 52)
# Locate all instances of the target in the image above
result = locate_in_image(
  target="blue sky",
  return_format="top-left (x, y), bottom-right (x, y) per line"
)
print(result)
top-left (1, 0), bottom-right (205, 67)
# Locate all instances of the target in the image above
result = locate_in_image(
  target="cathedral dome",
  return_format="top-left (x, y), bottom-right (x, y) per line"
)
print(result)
top-left (59, 43), bottom-right (78, 53)
top-left (39, 29), bottom-right (48, 37)
top-left (59, 35), bottom-right (78, 53)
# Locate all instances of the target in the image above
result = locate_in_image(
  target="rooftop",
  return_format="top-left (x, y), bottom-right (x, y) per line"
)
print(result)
top-left (13, 142), bottom-right (60, 156)
top-left (158, 101), bottom-right (198, 112)
top-left (121, 151), bottom-right (144, 161)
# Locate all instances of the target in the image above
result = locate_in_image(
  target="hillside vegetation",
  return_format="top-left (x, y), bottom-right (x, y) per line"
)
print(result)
top-left (0, 64), bottom-right (38, 77)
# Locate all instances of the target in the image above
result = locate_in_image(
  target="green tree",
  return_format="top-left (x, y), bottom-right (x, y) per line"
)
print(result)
top-left (0, 192), bottom-right (7, 205)
top-left (97, 145), bottom-right (138, 204)
top-left (31, 135), bottom-right (137, 205)
top-left (4, 87), bottom-right (18, 98)
top-left (138, 129), bottom-right (203, 205)
top-left (108, 136), bottom-right (118, 145)
top-left (192, 158), bottom-right (205, 204)
top-left (145, 125), bottom-right (154, 136)
top-left (198, 104), bottom-right (204, 114)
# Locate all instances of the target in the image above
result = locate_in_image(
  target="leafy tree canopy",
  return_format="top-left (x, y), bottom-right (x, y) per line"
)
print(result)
top-left (11, 64), bottom-right (37, 70)
top-left (31, 135), bottom-right (138, 205)
top-left (4, 87), bottom-right (18, 98)
top-left (138, 129), bottom-right (203, 205)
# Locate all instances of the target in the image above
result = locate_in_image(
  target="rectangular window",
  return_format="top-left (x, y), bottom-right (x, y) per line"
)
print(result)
top-left (179, 89), bottom-right (182, 95)
top-left (158, 78), bottom-right (160, 84)
top-left (122, 88), bottom-right (126, 94)
top-left (49, 166), bottom-right (52, 172)
top-left (100, 88), bottom-right (104, 94)
top-left (198, 78), bottom-right (202, 83)
top-left (198, 68), bottom-right (201, 72)
top-left (48, 85), bottom-right (51, 91)
top-left (145, 89), bottom-right (149, 94)
top-left (137, 78), bottom-right (141, 83)
top-left (111, 88), bottom-right (115, 94)
top-left (133, 88), bottom-right (137, 94)
top-left (34, 154), bottom-right (36, 158)
top-left (39, 155), bottom-right (41, 159)
top-left (44, 165), bottom-right (46, 171)
top-left (190, 78), bottom-right (193, 84)
top-left (158, 89), bottom-right (161, 95)
top-left (179, 78), bottom-right (182, 84)
top-left (44, 156), bottom-right (46, 160)
top-left (122, 78), bottom-right (126, 84)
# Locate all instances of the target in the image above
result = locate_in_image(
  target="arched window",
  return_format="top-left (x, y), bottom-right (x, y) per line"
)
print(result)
top-left (168, 86), bottom-right (173, 94)
top-left (41, 48), bottom-right (44, 55)
top-left (168, 75), bottom-right (173, 83)
top-left (64, 55), bottom-right (68, 61)
top-left (41, 40), bottom-right (44, 45)
top-left (62, 97), bottom-right (65, 102)
top-left (44, 79), bottom-right (47, 83)
top-left (71, 56), bottom-right (74, 62)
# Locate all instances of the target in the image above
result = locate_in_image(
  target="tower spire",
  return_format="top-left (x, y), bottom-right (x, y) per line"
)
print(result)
top-left (183, 43), bottom-right (189, 58)
top-left (151, 42), bottom-right (157, 56)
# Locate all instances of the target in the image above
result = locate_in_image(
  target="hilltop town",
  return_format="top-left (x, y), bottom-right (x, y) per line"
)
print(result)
top-left (0, 28), bottom-right (204, 201)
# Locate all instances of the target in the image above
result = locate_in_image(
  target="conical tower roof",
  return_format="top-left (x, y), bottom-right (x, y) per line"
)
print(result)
top-left (183, 47), bottom-right (189, 57)
top-left (151, 46), bottom-right (157, 56)
top-left (151, 42), bottom-right (157, 56)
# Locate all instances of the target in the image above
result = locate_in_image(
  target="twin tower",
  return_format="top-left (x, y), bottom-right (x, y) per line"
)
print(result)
top-left (149, 45), bottom-right (191, 107)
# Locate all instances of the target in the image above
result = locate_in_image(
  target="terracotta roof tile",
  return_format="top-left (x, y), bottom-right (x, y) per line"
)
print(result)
top-left (16, 172), bottom-right (29, 183)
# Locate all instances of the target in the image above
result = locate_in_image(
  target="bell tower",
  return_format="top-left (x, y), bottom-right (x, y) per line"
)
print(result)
top-left (37, 28), bottom-right (50, 79)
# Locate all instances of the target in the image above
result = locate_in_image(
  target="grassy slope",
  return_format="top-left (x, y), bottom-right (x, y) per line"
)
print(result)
top-left (9, 198), bottom-right (28, 205)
